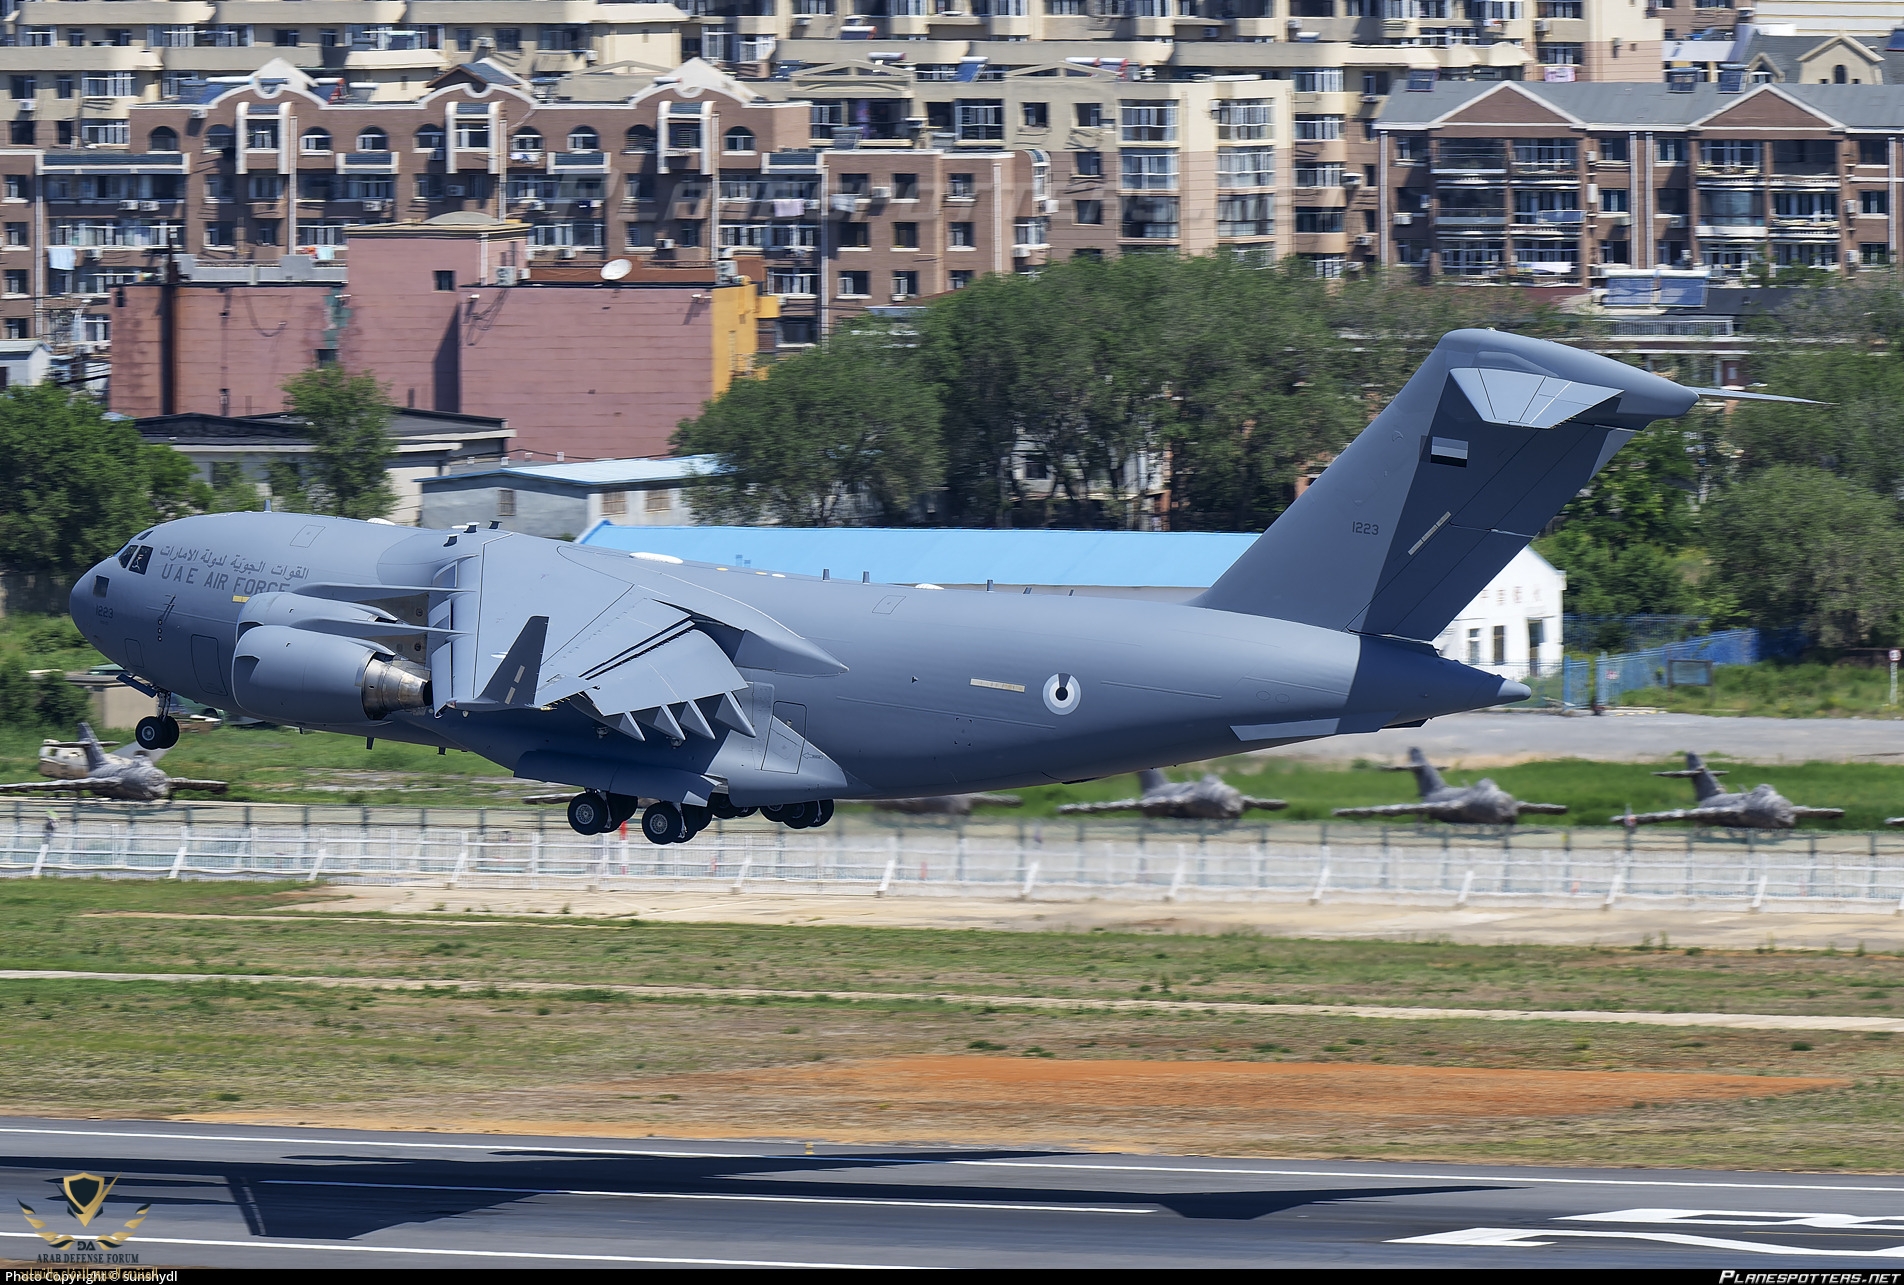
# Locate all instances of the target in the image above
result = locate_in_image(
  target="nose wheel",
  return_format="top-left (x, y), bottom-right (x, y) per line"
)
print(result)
top-left (135, 715), bottom-right (180, 751)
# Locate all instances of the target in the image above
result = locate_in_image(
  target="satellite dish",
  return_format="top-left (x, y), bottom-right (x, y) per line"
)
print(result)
top-left (600, 258), bottom-right (633, 281)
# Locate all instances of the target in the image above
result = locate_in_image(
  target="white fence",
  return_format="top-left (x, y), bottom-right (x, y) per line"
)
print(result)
top-left (7, 815), bottom-right (1904, 912)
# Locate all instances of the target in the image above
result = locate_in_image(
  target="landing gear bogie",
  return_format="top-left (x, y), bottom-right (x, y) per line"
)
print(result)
top-left (566, 791), bottom-right (612, 836)
top-left (135, 715), bottom-right (180, 751)
top-left (640, 802), bottom-right (687, 845)
top-left (763, 799), bottom-right (835, 830)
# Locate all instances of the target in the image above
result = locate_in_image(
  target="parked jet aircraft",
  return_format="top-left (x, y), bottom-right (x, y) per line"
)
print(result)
top-left (874, 793), bottom-right (1023, 816)
top-left (70, 330), bottom-right (1774, 846)
top-left (0, 723), bottom-right (227, 802)
top-left (1331, 747), bottom-right (1566, 824)
top-left (1057, 769), bottom-right (1285, 820)
top-left (1614, 753), bottom-right (1844, 829)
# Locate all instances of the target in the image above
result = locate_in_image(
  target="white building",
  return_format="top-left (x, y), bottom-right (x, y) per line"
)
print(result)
top-left (1434, 546), bottom-right (1567, 681)
top-left (420, 456), bottom-right (716, 539)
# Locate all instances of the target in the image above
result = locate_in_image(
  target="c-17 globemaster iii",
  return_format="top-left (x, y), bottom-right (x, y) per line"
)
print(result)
top-left (0, 723), bottom-right (227, 802)
top-left (1615, 752), bottom-right (1844, 829)
top-left (1332, 747), bottom-right (1567, 825)
top-left (68, 330), bottom-right (1786, 846)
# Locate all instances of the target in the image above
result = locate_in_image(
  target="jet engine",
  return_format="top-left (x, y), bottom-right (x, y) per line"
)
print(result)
top-left (231, 625), bottom-right (431, 725)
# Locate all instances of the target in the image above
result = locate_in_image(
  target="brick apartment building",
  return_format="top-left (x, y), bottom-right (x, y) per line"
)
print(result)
top-left (1375, 79), bottom-right (1904, 282)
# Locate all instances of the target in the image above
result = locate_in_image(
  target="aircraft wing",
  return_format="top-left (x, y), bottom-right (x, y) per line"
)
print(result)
top-left (1239, 796), bottom-right (1288, 812)
top-left (1056, 798), bottom-right (1144, 815)
top-left (0, 779), bottom-right (90, 794)
top-left (1791, 806), bottom-right (1846, 819)
top-left (1331, 803), bottom-right (1432, 818)
top-left (165, 779), bottom-right (229, 794)
top-left (1514, 802), bottom-right (1569, 815)
top-left (1615, 807), bottom-right (1722, 824)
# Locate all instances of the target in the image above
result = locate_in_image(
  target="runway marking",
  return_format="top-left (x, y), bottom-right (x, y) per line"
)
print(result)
top-left (0, 1229), bottom-right (906, 1268)
top-left (1394, 1226), bottom-right (1904, 1257)
top-left (1564, 1208), bottom-right (1904, 1230)
top-left (947, 1161), bottom-right (1904, 1196)
top-left (3, 969), bottom-right (1901, 1033)
top-left (260, 1177), bottom-right (1153, 1215)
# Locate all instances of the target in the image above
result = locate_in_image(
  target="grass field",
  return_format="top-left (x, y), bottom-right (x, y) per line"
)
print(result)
top-left (5, 879), bottom-right (1904, 1167)
top-left (1622, 662), bottom-right (1904, 719)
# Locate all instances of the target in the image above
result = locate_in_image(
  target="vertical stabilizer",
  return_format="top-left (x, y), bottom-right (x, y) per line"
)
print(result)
top-left (1404, 747), bottom-right (1446, 798)
top-left (76, 722), bottom-right (109, 772)
top-left (1192, 330), bottom-right (1699, 641)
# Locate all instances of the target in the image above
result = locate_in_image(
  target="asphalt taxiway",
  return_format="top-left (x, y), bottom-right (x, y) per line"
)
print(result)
top-left (2, 1117), bottom-right (1902, 1268)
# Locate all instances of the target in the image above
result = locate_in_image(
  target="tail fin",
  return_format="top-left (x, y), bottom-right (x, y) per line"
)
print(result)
top-left (1403, 746), bottom-right (1445, 798)
top-left (1192, 329), bottom-right (1699, 640)
top-left (76, 722), bottom-right (108, 772)
top-left (1655, 751), bottom-right (1727, 800)
top-left (1137, 769), bottom-right (1169, 794)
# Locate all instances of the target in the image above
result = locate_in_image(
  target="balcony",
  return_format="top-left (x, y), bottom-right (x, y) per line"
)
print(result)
top-left (1695, 161), bottom-right (1762, 179)
top-left (1432, 150), bottom-right (1506, 176)
top-left (1770, 213), bottom-right (1840, 236)
top-left (1436, 209), bottom-right (1508, 228)
top-left (1510, 209), bottom-right (1584, 233)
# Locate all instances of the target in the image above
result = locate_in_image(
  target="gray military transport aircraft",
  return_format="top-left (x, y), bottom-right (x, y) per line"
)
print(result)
top-left (1331, 747), bottom-right (1566, 825)
top-left (1615, 752), bottom-right (1844, 829)
top-left (1057, 769), bottom-right (1286, 820)
top-left (68, 330), bottom-right (1779, 846)
top-left (0, 723), bottom-right (227, 801)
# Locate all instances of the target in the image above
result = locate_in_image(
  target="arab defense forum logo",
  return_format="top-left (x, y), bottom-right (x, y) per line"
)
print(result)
top-left (18, 1171), bottom-right (150, 1260)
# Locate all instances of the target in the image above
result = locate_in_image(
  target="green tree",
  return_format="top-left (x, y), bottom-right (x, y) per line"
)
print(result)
top-left (0, 384), bottom-right (206, 610)
top-left (1703, 465), bottom-right (1904, 647)
top-left (674, 327), bottom-right (943, 525)
top-left (273, 366), bottom-right (397, 519)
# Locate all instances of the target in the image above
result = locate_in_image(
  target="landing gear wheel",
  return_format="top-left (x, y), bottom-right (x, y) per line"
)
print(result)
top-left (641, 802), bottom-right (686, 846)
top-left (776, 801), bottom-right (817, 830)
top-left (710, 794), bottom-right (742, 820)
top-left (567, 791), bottom-right (611, 836)
top-left (135, 715), bottom-right (179, 751)
top-left (680, 804), bottom-right (711, 839)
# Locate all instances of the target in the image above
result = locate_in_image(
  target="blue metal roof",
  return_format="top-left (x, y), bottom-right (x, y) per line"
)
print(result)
top-left (577, 524), bottom-right (1260, 589)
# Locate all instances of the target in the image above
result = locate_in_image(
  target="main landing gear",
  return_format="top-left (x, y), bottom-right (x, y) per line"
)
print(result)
top-left (135, 712), bottom-right (180, 751)
top-left (563, 791), bottom-right (835, 843)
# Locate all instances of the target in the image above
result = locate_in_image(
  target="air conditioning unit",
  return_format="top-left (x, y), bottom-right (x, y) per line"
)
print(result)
top-left (1040, 197), bottom-right (1059, 214)
top-left (447, 184), bottom-right (465, 196)
top-left (528, 198), bottom-right (545, 210)
top-left (362, 199), bottom-right (387, 211)
top-left (1534, 18), bottom-right (1550, 32)
top-left (119, 200), bottom-right (140, 210)
top-left (1355, 233), bottom-right (1375, 246)
top-left (656, 237), bottom-right (675, 249)
top-left (139, 200), bottom-right (159, 211)
top-left (494, 265), bottom-right (521, 285)
top-left (891, 291), bottom-right (910, 302)
top-left (1394, 211), bottom-right (1413, 225)
top-left (871, 185), bottom-right (893, 200)
top-left (1847, 198), bottom-right (1860, 215)
top-left (559, 246), bottom-right (577, 259)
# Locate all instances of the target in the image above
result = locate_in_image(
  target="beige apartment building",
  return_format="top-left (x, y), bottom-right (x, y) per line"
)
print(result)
top-left (1375, 79), bottom-right (1904, 283)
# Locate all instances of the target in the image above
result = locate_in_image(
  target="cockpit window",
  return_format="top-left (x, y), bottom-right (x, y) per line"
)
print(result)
top-left (126, 546), bottom-right (151, 575)
top-left (115, 543), bottom-right (136, 568)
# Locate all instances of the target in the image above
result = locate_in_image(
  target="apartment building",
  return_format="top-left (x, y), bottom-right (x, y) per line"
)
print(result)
top-left (1375, 80), bottom-right (1904, 282)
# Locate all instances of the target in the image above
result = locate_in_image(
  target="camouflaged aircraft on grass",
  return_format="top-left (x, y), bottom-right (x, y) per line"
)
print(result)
top-left (1056, 769), bottom-right (1286, 821)
top-left (1616, 752), bottom-right (1844, 830)
top-left (0, 723), bottom-right (227, 802)
top-left (1331, 746), bottom-right (1567, 825)
top-left (71, 330), bottom-right (1798, 846)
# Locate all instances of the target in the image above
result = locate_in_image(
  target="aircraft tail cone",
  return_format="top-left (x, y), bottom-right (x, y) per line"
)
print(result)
top-left (1494, 678), bottom-right (1532, 705)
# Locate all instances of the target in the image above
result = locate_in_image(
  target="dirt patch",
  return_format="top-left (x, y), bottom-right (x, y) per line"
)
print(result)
top-left (185, 1058), bottom-right (1848, 1153)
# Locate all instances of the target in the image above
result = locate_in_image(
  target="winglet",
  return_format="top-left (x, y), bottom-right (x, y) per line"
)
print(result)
top-left (478, 616), bottom-right (549, 707)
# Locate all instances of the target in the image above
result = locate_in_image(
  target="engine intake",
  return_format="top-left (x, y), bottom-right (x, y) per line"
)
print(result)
top-left (232, 625), bottom-right (432, 726)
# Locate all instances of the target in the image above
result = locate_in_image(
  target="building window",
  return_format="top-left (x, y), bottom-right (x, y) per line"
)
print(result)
top-left (948, 221), bottom-right (974, 246)
top-left (1074, 150), bottom-right (1102, 179)
top-left (1466, 627), bottom-right (1481, 663)
top-left (892, 271), bottom-right (918, 299)
top-left (1023, 102), bottom-right (1048, 128)
top-left (81, 120), bottom-right (130, 147)
top-left (1863, 243), bottom-right (1891, 264)
top-left (950, 269), bottom-right (974, 289)
top-left (1075, 199), bottom-right (1103, 225)
top-left (949, 173), bottom-right (975, 198)
top-left (1218, 194), bottom-right (1273, 238)
top-left (1120, 150), bottom-right (1178, 190)
top-left (1598, 136), bottom-right (1629, 163)
top-left (247, 121), bottom-right (280, 151)
top-left (892, 222), bottom-right (918, 248)
top-left (1119, 101), bottom-right (1177, 143)
top-left (7, 76), bottom-right (32, 100)
top-left (1536, 43), bottom-right (1581, 65)
top-left (4, 318), bottom-right (26, 339)
top-left (83, 72), bottom-right (135, 98)
top-left (2, 176), bottom-right (22, 201)
top-left (1295, 207), bottom-right (1344, 233)
top-left (247, 174), bottom-right (283, 200)
top-left (1215, 99), bottom-right (1273, 142)
top-left (434, 269), bottom-right (455, 291)
top-left (253, 220), bottom-right (280, 246)
top-left (600, 490), bottom-right (627, 517)
top-left (1601, 188), bottom-right (1628, 213)
top-left (1862, 189), bottom-right (1888, 215)
top-left (497, 489), bottom-right (516, 518)
top-left (722, 127), bottom-right (755, 153)
top-left (1859, 138), bottom-right (1887, 166)
top-left (839, 271), bottom-right (870, 297)
top-left (205, 222), bottom-right (234, 247)
top-left (1656, 138), bottom-right (1688, 163)
top-left (1120, 195), bottom-right (1178, 240)
top-left (1491, 625), bottom-right (1506, 665)
top-left (496, 28), bottom-right (521, 50)
top-left (955, 100), bottom-right (1004, 142)
top-left (1075, 103), bottom-right (1104, 128)
top-left (645, 488), bottom-right (673, 513)
top-left (1293, 68), bottom-right (1343, 93)
top-left (8, 122), bottom-right (31, 146)
top-left (5, 223), bottom-right (26, 248)
top-left (300, 128), bottom-right (332, 154)
top-left (1293, 115), bottom-right (1343, 141)
top-left (3, 270), bottom-right (25, 296)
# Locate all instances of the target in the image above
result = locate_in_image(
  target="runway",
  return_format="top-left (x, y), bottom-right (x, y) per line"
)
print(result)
top-left (4, 1118), bottom-right (1904, 1268)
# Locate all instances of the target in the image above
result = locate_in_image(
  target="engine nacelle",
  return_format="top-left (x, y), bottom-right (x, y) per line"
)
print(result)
top-left (232, 625), bottom-right (431, 726)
